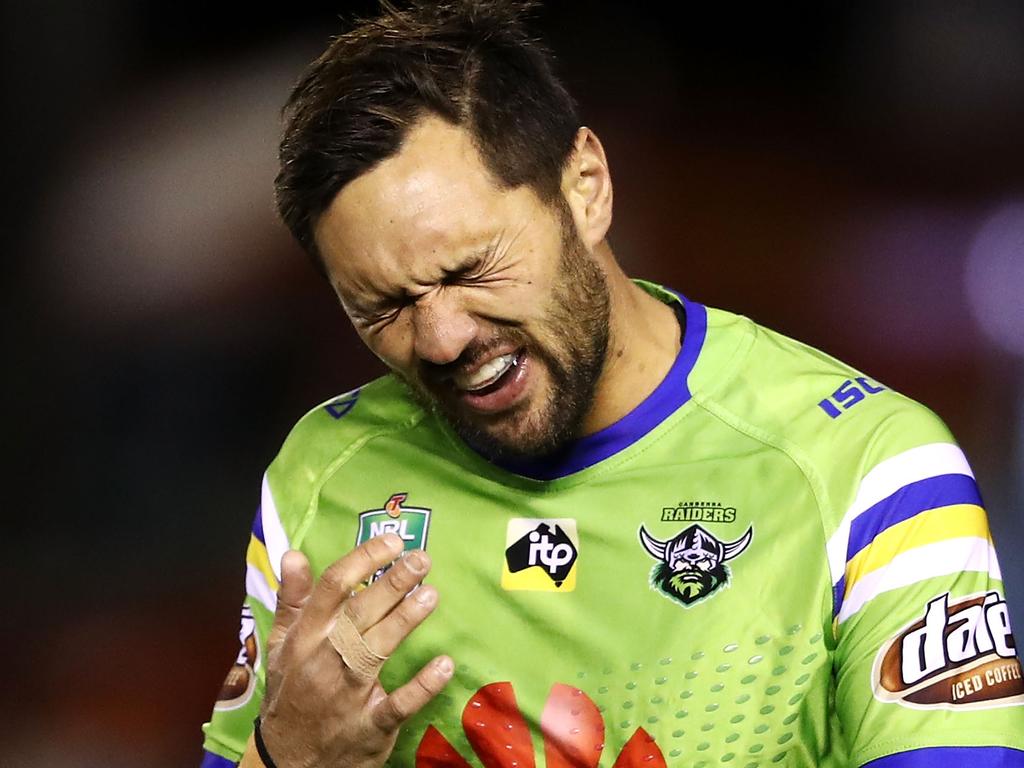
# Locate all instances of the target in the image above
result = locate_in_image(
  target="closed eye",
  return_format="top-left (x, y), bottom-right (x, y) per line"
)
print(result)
top-left (441, 242), bottom-right (516, 287)
top-left (440, 256), bottom-right (485, 286)
top-left (355, 299), bottom-right (408, 331)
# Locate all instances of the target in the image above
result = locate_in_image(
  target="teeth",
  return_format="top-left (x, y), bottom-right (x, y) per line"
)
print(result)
top-left (455, 353), bottom-right (516, 391)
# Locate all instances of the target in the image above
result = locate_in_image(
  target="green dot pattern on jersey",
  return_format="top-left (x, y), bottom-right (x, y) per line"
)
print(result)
top-left (584, 624), bottom-right (820, 765)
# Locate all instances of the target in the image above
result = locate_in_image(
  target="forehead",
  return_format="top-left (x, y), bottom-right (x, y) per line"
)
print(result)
top-left (314, 116), bottom-right (539, 289)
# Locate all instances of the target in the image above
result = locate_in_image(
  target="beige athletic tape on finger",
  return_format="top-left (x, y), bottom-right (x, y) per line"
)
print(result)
top-left (327, 610), bottom-right (388, 680)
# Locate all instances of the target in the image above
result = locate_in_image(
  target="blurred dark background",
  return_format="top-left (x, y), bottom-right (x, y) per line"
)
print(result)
top-left (3, 2), bottom-right (1022, 765)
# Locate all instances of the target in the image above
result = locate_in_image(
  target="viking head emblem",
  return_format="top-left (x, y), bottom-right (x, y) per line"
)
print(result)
top-left (638, 523), bottom-right (753, 606)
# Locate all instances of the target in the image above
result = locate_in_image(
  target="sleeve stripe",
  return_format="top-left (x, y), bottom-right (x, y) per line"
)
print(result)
top-left (245, 535), bottom-right (280, 591)
top-left (200, 749), bottom-right (239, 768)
top-left (837, 536), bottom-right (1001, 624)
top-left (245, 562), bottom-right (278, 614)
top-left (845, 475), bottom-right (983, 562)
top-left (251, 505), bottom-right (266, 545)
top-left (843, 503), bottom-right (990, 599)
top-left (827, 443), bottom-right (973, 587)
top-left (260, 473), bottom-right (290, 583)
top-left (861, 746), bottom-right (1024, 767)
top-left (832, 575), bottom-right (846, 619)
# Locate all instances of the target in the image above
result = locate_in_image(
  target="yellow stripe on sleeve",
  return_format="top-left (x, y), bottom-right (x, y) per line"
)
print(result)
top-left (246, 534), bottom-right (280, 591)
top-left (843, 504), bottom-right (990, 598)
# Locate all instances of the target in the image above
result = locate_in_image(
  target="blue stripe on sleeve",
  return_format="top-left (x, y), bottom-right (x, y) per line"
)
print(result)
top-left (862, 747), bottom-right (1024, 767)
top-left (251, 505), bottom-right (265, 544)
top-left (832, 575), bottom-right (846, 618)
top-left (846, 474), bottom-right (983, 561)
top-left (200, 749), bottom-right (238, 768)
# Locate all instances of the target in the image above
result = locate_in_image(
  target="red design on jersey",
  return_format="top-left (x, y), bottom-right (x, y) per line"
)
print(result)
top-left (610, 728), bottom-right (666, 768)
top-left (541, 683), bottom-right (604, 768)
top-left (462, 682), bottom-right (536, 767)
top-left (415, 682), bottom-right (665, 767)
top-left (415, 725), bottom-right (473, 768)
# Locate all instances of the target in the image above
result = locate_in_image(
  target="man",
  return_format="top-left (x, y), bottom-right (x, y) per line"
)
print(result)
top-left (201, 2), bottom-right (1024, 766)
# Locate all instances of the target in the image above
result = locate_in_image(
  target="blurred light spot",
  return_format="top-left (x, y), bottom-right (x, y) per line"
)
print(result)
top-left (39, 43), bottom-right (317, 328)
top-left (965, 202), bottom-right (1024, 357)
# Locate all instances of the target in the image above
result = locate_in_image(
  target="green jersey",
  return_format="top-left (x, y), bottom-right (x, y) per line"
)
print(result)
top-left (201, 283), bottom-right (1024, 768)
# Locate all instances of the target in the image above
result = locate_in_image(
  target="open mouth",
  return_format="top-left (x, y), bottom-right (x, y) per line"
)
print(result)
top-left (454, 351), bottom-right (519, 392)
top-left (451, 349), bottom-right (530, 414)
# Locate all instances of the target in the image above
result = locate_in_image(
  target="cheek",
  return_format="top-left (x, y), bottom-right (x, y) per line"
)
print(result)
top-left (358, 322), bottom-right (417, 370)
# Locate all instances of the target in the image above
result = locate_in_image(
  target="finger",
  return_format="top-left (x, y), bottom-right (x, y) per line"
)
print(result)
top-left (267, 550), bottom-right (313, 655)
top-left (299, 534), bottom-right (405, 632)
top-left (371, 656), bottom-right (454, 733)
top-left (343, 549), bottom-right (431, 633)
top-left (361, 583), bottom-right (438, 657)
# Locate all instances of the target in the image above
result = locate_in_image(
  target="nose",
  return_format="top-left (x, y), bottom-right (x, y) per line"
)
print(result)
top-left (411, 291), bottom-right (479, 365)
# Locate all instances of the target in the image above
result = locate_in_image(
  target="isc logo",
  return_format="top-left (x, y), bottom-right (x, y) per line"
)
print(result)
top-left (502, 519), bottom-right (579, 592)
top-left (818, 377), bottom-right (886, 419)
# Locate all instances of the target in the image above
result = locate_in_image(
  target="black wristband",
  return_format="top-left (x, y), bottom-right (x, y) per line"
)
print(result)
top-left (252, 717), bottom-right (279, 768)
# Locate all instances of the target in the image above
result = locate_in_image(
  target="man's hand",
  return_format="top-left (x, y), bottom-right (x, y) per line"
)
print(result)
top-left (255, 534), bottom-right (452, 768)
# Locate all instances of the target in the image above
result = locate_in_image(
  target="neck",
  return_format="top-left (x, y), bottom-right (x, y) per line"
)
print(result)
top-left (579, 243), bottom-right (682, 436)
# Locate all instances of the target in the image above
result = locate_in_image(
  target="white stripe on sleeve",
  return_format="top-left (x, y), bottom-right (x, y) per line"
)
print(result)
top-left (245, 562), bottom-right (278, 614)
top-left (261, 473), bottom-right (291, 583)
top-left (837, 536), bottom-right (1000, 624)
top-left (826, 443), bottom-right (973, 588)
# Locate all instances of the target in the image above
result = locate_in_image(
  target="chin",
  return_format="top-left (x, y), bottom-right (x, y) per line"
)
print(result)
top-left (460, 404), bottom-right (575, 460)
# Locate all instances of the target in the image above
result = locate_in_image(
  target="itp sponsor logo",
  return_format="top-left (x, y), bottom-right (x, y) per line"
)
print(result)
top-left (526, 528), bottom-right (575, 575)
top-left (502, 519), bottom-right (579, 592)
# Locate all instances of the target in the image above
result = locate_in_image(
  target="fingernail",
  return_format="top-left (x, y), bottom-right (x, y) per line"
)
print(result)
top-left (414, 585), bottom-right (435, 605)
top-left (437, 657), bottom-right (454, 676)
top-left (405, 550), bottom-right (427, 574)
top-left (383, 533), bottom-right (403, 550)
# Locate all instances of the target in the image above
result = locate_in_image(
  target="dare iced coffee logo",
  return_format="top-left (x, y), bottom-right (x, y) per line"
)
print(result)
top-left (873, 591), bottom-right (1024, 710)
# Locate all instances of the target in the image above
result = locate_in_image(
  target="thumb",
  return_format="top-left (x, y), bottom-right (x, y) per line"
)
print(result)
top-left (267, 550), bottom-right (313, 656)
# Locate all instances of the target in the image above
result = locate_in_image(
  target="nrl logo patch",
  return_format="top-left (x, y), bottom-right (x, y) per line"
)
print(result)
top-left (639, 523), bottom-right (753, 607)
top-left (356, 493), bottom-right (431, 583)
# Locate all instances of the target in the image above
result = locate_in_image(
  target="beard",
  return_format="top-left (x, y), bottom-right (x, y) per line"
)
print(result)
top-left (402, 201), bottom-right (611, 460)
top-left (654, 562), bottom-right (728, 606)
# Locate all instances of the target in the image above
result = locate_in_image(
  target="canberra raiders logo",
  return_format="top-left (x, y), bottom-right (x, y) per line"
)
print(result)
top-left (638, 523), bottom-right (753, 607)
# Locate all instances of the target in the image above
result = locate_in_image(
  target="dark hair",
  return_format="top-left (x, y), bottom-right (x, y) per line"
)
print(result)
top-left (275, 0), bottom-right (580, 272)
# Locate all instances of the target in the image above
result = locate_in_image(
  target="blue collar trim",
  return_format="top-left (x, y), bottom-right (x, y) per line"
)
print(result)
top-left (494, 291), bottom-right (707, 481)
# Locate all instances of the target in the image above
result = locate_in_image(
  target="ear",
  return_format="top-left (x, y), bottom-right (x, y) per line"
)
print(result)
top-left (560, 127), bottom-right (613, 250)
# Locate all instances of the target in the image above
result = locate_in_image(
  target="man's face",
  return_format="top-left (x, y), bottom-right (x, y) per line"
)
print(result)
top-left (314, 117), bottom-right (610, 459)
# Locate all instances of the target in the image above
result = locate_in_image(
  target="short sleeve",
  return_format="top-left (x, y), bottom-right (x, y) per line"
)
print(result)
top-left (828, 435), bottom-right (1024, 766)
top-left (200, 474), bottom-right (290, 765)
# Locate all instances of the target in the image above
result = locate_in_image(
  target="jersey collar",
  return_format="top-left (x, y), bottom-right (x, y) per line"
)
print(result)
top-left (491, 287), bottom-right (707, 481)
